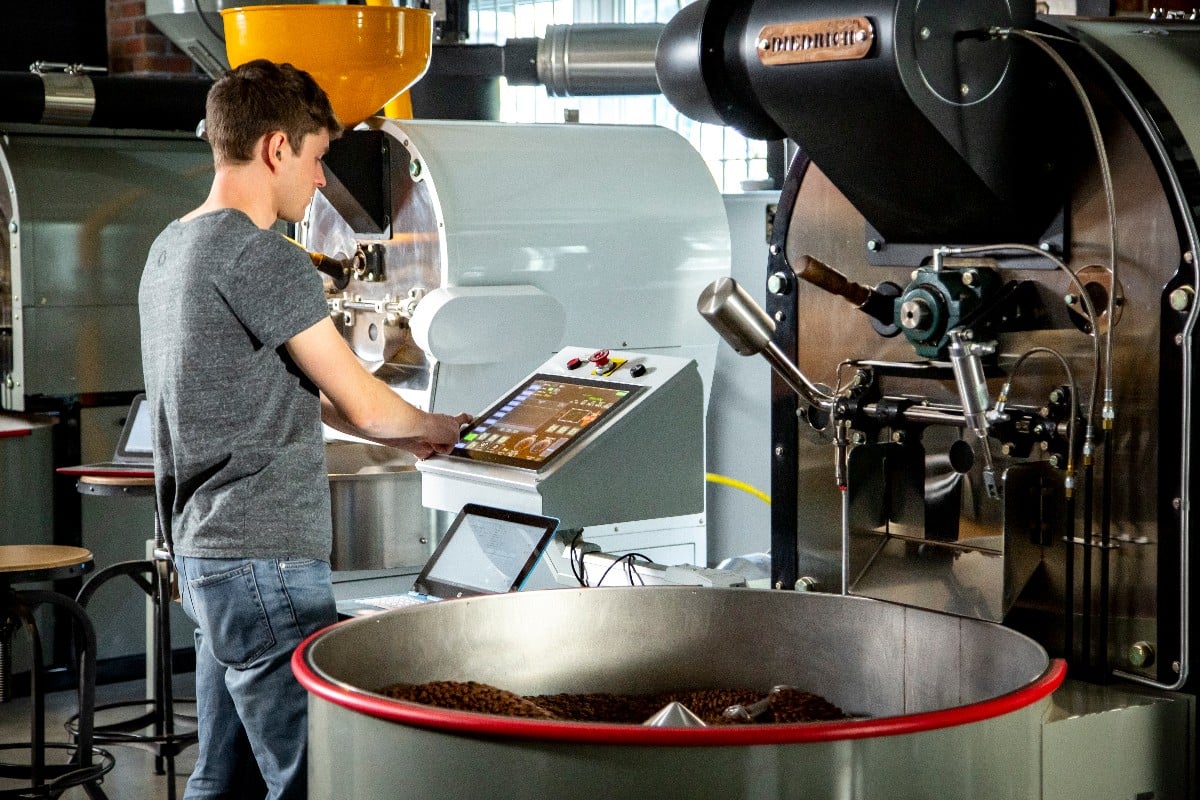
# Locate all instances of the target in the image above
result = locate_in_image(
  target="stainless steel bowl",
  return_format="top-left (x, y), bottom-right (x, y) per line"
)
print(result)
top-left (296, 587), bottom-right (1063, 799)
top-left (325, 442), bottom-right (446, 570)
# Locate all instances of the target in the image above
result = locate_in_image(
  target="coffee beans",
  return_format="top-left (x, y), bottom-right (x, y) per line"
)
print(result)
top-left (378, 681), bottom-right (847, 725)
top-left (380, 681), bottom-right (556, 719)
top-left (767, 687), bottom-right (847, 723)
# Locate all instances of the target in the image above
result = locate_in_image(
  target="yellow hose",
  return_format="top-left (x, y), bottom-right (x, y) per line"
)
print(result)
top-left (705, 472), bottom-right (770, 505)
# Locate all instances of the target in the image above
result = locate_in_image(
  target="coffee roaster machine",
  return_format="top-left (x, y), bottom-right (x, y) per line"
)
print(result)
top-left (305, 114), bottom-right (730, 566)
top-left (666, 0), bottom-right (1200, 791)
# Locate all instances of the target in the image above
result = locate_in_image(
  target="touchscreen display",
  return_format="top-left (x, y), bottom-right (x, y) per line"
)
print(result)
top-left (452, 375), bottom-right (643, 470)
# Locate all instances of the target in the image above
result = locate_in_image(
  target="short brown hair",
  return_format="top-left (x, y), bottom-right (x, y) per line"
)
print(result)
top-left (205, 59), bottom-right (342, 165)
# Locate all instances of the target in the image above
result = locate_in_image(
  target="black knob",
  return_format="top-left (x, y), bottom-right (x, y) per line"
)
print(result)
top-left (630, 363), bottom-right (647, 378)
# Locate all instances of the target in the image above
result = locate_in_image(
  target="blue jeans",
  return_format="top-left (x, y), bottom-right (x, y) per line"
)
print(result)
top-left (174, 556), bottom-right (337, 800)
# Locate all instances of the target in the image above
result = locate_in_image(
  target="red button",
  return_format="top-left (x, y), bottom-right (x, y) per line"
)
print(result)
top-left (566, 357), bottom-right (583, 370)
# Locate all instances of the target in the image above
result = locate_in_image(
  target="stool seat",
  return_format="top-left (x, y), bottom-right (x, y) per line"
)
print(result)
top-left (75, 476), bottom-right (154, 487)
top-left (0, 546), bottom-right (93, 577)
top-left (74, 475), bottom-right (155, 500)
top-left (1, 546), bottom-right (112, 798)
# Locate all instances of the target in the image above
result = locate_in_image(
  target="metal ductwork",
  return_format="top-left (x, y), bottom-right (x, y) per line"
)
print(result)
top-left (523, 23), bottom-right (664, 97)
top-left (0, 65), bottom-right (210, 131)
top-left (147, 0), bottom-right (667, 103)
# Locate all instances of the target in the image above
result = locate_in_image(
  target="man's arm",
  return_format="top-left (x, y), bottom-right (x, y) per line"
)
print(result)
top-left (285, 317), bottom-right (468, 451)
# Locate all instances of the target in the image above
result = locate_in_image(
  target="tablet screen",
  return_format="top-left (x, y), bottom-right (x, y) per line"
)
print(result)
top-left (419, 504), bottom-right (558, 597)
top-left (451, 374), bottom-right (643, 470)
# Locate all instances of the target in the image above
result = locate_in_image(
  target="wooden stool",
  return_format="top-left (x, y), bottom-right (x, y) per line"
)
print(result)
top-left (0, 545), bottom-right (114, 798)
top-left (67, 476), bottom-right (196, 800)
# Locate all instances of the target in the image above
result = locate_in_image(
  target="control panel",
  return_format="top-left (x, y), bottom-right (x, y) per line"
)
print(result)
top-left (417, 347), bottom-right (704, 531)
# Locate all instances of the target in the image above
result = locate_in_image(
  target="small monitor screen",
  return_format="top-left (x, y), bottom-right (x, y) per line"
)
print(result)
top-left (115, 394), bottom-right (153, 459)
top-left (123, 400), bottom-right (153, 455)
top-left (420, 506), bottom-right (557, 596)
top-left (452, 374), bottom-right (643, 470)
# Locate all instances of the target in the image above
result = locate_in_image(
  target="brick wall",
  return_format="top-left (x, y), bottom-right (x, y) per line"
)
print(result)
top-left (106, 0), bottom-right (199, 75)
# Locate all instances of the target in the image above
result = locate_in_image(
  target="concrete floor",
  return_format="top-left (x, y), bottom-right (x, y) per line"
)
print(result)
top-left (0, 673), bottom-right (197, 799)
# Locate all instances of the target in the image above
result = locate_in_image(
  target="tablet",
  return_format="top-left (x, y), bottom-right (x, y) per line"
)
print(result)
top-left (450, 374), bottom-right (644, 471)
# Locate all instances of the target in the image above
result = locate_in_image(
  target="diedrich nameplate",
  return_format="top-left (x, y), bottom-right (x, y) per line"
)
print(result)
top-left (756, 17), bottom-right (874, 66)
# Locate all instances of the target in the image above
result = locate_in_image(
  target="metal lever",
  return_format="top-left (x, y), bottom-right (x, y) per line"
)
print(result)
top-left (947, 329), bottom-right (1000, 499)
top-left (697, 277), bottom-right (835, 411)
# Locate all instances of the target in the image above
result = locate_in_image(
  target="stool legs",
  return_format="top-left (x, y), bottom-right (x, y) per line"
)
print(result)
top-left (72, 557), bottom-right (196, 800)
top-left (0, 607), bottom-right (16, 703)
top-left (150, 554), bottom-right (181, 779)
top-left (0, 587), bottom-right (114, 799)
top-left (0, 595), bottom-right (47, 785)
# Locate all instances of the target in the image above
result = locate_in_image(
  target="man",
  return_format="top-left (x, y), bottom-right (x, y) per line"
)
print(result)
top-left (138, 60), bottom-right (470, 799)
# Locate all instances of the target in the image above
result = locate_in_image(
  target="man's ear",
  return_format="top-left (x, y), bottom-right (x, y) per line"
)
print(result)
top-left (264, 132), bottom-right (289, 167)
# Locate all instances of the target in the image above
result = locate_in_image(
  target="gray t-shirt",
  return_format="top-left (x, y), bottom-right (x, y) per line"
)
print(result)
top-left (139, 209), bottom-right (332, 562)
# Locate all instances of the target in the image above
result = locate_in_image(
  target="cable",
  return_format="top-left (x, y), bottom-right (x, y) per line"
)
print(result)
top-left (623, 552), bottom-right (651, 586)
top-left (995, 27), bottom-right (1119, 436)
top-left (595, 554), bottom-right (623, 586)
top-left (705, 472), bottom-right (771, 505)
top-left (995, 25), bottom-right (1127, 683)
top-left (1059, 22), bottom-right (1200, 696)
top-left (596, 552), bottom-right (652, 587)
top-left (568, 531), bottom-right (588, 587)
top-left (596, 553), bottom-right (631, 586)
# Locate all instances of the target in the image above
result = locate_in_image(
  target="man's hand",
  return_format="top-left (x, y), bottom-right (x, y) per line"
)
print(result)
top-left (377, 411), bottom-right (472, 459)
